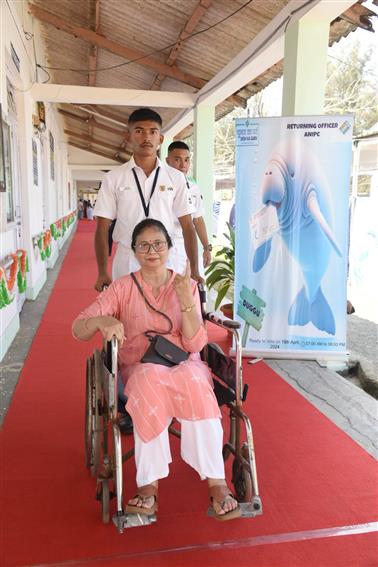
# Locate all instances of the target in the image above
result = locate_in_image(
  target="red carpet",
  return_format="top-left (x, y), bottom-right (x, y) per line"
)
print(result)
top-left (1, 221), bottom-right (377, 567)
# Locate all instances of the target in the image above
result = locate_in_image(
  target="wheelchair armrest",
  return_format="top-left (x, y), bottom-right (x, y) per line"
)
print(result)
top-left (205, 311), bottom-right (241, 330)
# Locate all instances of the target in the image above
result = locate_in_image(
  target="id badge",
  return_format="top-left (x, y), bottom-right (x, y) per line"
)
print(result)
top-left (250, 204), bottom-right (279, 247)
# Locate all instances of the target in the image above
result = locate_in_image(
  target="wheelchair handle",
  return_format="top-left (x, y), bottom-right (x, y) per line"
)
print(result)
top-left (110, 336), bottom-right (118, 375)
top-left (198, 283), bottom-right (207, 319)
top-left (206, 311), bottom-right (241, 330)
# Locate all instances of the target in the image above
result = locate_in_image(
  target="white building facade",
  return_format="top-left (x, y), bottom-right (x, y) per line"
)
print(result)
top-left (0, 2), bottom-right (76, 360)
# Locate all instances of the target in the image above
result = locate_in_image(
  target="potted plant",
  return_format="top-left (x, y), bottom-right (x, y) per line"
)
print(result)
top-left (205, 222), bottom-right (235, 318)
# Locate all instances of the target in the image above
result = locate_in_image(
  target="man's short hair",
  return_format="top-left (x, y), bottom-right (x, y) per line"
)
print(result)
top-left (128, 108), bottom-right (162, 127)
top-left (168, 141), bottom-right (190, 153)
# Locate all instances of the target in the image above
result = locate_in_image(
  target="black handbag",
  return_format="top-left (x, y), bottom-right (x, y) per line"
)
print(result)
top-left (131, 273), bottom-right (189, 367)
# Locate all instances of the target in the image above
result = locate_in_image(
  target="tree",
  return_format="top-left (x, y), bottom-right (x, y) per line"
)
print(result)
top-left (325, 39), bottom-right (378, 135)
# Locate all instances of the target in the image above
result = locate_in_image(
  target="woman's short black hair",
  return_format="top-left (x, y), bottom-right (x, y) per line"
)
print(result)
top-left (131, 218), bottom-right (173, 250)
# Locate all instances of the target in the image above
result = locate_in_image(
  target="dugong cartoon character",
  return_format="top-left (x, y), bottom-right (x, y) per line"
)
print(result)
top-left (253, 140), bottom-right (342, 335)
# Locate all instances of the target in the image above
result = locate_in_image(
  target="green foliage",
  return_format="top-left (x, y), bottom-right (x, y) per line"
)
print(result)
top-left (205, 223), bottom-right (235, 310)
top-left (325, 39), bottom-right (378, 136)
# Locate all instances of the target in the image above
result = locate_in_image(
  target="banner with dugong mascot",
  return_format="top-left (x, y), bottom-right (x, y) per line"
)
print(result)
top-left (234, 115), bottom-right (353, 358)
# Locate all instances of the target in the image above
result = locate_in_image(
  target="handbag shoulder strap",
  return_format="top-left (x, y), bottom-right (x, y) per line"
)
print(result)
top-left (131, 272), bottom-right (173, 336)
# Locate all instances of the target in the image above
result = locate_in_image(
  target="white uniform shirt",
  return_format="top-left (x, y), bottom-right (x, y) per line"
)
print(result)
top-left (171, 177), bottom-right (205, 273)
top-left (94, 157), bottom-right (191, 278)
top-left (173, 177), bottom-right (204, 240)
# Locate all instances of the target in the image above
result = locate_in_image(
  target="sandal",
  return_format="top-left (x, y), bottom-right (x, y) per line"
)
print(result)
top-left (209, 484), bottom-right (241, 522)
top-left (125, 483), bottom-right (158, 516)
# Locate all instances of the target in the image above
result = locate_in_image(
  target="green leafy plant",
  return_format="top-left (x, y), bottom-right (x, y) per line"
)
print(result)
top-left (205, 222), bottom-right (235, 310)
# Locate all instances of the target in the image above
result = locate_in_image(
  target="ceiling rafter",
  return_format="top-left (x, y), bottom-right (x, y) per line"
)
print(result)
top-left (336, 3), bottom-right (375, 30)
top-left (148, 0), bottom-right (245, 111)
top-left (28, 3), bottom-right (206, 89)
top-left (78, 104), bottom-right (128, 126)
top-left (58, 108), bottom-right (126, 136)
top-left (67, 140), bottom-right (123, 163)
top-left (150, 0), bottom-right (212, 91)
top-left (88, 0), bottom-right (101, 88)
top-left (73, 105), bottom-right (129, 151)
top-left (227, 94), bottom-right (248, 107)
top-left (64, 129), bottom-right (131, 155)
top-left (81, 104), bottom-right (130, 155)
top-left (88, 0), bottom-right (101, 139)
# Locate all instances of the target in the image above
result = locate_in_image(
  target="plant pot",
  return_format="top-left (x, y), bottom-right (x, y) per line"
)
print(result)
top-left (220, 302), bottom-right (233, 319)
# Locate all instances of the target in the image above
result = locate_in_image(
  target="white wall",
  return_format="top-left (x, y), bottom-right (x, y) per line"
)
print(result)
top-left (0, 1), bottom-right (75, 359)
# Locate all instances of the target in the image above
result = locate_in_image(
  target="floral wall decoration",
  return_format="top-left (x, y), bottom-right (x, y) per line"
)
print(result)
top-left (0, 249), bottom-right (29, 309)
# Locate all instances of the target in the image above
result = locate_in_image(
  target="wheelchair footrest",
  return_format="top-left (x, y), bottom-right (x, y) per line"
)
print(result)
top-left (207, 497), bottom-right (263, 520)
top-left (239, 499), bottom-right (263, 518)
top-left (112, 512), bottom-right (157, 532)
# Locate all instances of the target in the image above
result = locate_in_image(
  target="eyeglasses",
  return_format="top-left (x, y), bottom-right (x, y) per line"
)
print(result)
top-left (135, 240), bottom-right (168, 254)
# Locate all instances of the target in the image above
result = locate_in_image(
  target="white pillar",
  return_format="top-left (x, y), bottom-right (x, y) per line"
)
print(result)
top-left (282, 14), bottom-right (329, 115)
top-left (160, 136), bottom-right (172, 161)
top-left (193, 105), bottom-right (215, 237)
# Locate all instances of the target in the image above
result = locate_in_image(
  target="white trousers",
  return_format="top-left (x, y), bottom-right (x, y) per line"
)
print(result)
top-left (134, 418), bottom-right (225, 487)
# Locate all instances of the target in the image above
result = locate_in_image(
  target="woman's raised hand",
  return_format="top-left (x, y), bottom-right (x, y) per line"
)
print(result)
top-left (96, 316), bottom-right (125, 344)
top-left (173, 260), bottom-right (194, 307)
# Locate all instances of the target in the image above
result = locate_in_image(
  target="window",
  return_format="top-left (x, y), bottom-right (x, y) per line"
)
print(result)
top-left (2, 121), bottom-right (14, 222)
top-left (10, 43), bottom-right (20, 74)
top-left (32, 138), bottom-right (38, 186)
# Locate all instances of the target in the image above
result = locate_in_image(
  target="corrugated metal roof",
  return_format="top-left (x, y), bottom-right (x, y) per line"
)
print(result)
top-left (30, 0), bottom-right (377, 162)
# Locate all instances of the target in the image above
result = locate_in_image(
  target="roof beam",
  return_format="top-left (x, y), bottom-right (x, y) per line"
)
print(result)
top-left (28, 3), bottom-right (205, 89)
top-left (88, 0), bottom-right (101, 138)
top-left (163, 0), bottom-right (357, 138)
top-left (64, 129), bottom-right (131, 154)
top-left (76, 105), bottom-right (130, 152)
top-left (79, 104), bottom-right (128, 126)
top-left (88, 0), bottom-right (101, 87)
top-left (337, 4), bottom-right (375, 31)
top-left (227, 93), bottom-right (248, 108)
top-left (68, 141), bottom-right (124, 163)
top-left (31, 83), bottom-right (196, 107)
top-left (58, 108), bottom-right (126, 136)
top-left (150, 0), bottom-right (211, 90)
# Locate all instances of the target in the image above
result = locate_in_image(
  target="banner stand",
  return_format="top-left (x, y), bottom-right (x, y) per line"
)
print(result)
top-left (229, 348), bottom-right (349, 362)
top-left (234, 115), bottom-right (354, 361)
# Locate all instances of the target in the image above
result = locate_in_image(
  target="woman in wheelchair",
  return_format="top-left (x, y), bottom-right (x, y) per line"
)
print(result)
top-left (73, 218), bottom-right (241, 521)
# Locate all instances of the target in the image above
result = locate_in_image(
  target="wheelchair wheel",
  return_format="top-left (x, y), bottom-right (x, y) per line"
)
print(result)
top-left (232, 443), bottom-right (253, 502)
top-left (84, 357), bottom-right (93, 469)
top-left (86, 351), bottom-right (103, 477)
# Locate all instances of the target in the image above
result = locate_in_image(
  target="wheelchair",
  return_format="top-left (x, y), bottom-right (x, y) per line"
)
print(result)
top-left (84, 286), bottom-right (262, 533)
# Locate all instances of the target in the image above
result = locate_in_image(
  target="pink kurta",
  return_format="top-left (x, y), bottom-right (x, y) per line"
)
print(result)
top-left (74, 270), bottom-right (220, 442)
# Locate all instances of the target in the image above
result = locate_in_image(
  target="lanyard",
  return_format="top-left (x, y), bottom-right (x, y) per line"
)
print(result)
top-left (132, 166), bottom-right (160, 218)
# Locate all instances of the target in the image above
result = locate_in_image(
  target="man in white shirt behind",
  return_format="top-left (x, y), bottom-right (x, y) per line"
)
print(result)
top-left (93, 109), bottom-right (200, 290)
top-left (166, 141), bottom-right (212, 275)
